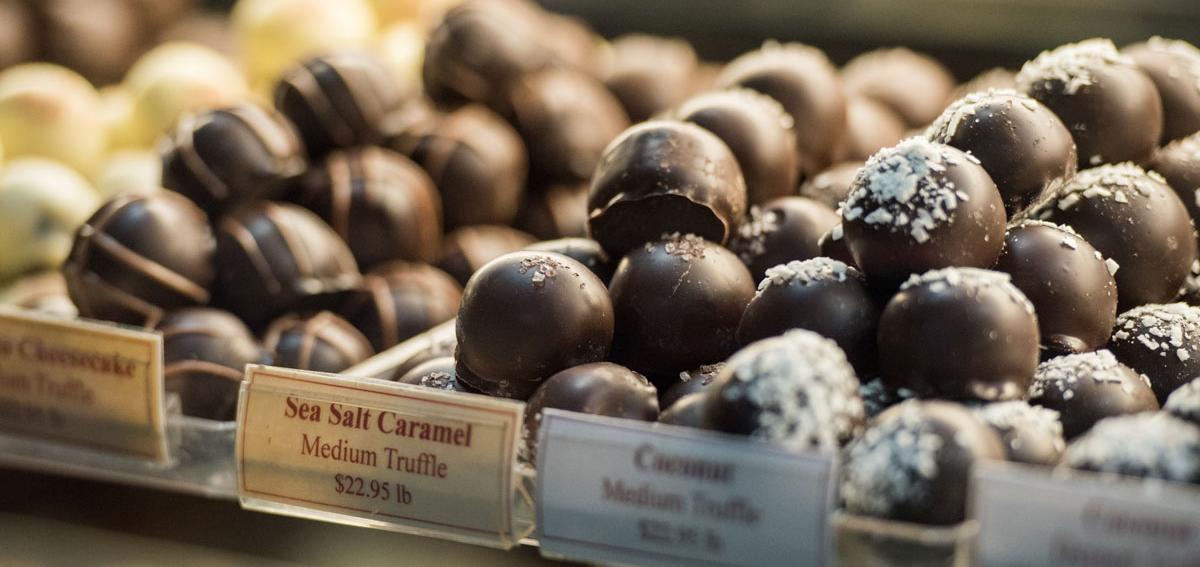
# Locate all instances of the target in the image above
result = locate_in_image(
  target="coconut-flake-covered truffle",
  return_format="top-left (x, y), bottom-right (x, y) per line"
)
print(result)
top-left (706, 330), bottom-right (864, 453)
top-left (1030, 350), bottom-right (1159, 439)
top-left (729, 196), bottom-right (838, 281)
top-left (840, 400), bottom-right (1005, 525)
top-left (1063, 412), bottom-right (1200, 483)
top-left (1165, 377), bottom-right (1200, 426)
top-left (858, 378), bottom-right (915, 419)
top-left (1122, 37), bottom-right (1200, 144)
top-left (973, 401), bottom-right (1066, 465)
top-left (841, 137), bottom-right (1005, 282)
top-left (1108, 303), bottom-right (1200, 403)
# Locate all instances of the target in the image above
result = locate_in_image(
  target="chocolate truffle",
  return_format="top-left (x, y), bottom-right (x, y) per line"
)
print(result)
top-left (274, 52), bottom-right (404, 158)
top-left (841, 138), bottom-right (1006, 283)
top-left (676, 89), bottom-right (798, 206)
top-left (927, 89), bottom-right (1077, 214)
top-left (455, 251), bottom-right (614, 399)
top-left (842, 48), bottom-right (956, 128)
top-left (64, 191), bottom-right (215, 327)
top-left (858, 377), bottom-right (913, 419)
top-left (717, 42), bottom-right (846, 178)
top-left (124, 42), bottom-right (248, 148)
top-left (162, 103), bottom-right (307, 217)
top-left (839, 96), bottom-right (907, 162)
top-left (265, 311), bottom-right (374, 374)
top-left (158, 308), bottom-right (271, 421)
top-left (514, 182), bottom-right (589, 240)
top-left (386, 104), bottom-right (527, 229)
top-left (0, 0), bottom-right (36, 70)
top-left (879, 268), bottom-right (1040, 401)
top-left (395, 356), bottom-right (470, 392)
top-left (729, 197), bottom-right (839, 282)
top-left (587, 121), bottom-right (748, 256)
top-left (336, 262), bottom-right (461, 352)
top-left (972, 401), bottom-right (1066, 466)
top-left (1029, 350), bottom-right (1159, 439)
top-left (1017, 38), bottom-right (1163, 167)
top-left (1108, 303), bottom-right (1200, 403)
top-left (1165, 377), bottom-right (1200, 426)
top-left (0, 272), bottom-right (76, 319)
top-left (1145, 133), bottom-right (1200, 237)
top-left (214, 201), bottom-right (360, 329)
top-left (953, 67), bottom-right (1017, 99)
top-left (291, 146), bottom-right (442, 268)
top-left (0, 159), bottom-right (101, 282)
top-left (390, 331), bottom-right (457, 380)
top-left (609, 234), bottom-right (755, 384)
top-left (1032, 164), bottom-right (1196, 310)
top-left (994, 220), bottom-right (1117, 357)
top-left (36, 0), bottom-right (144, 86)
top-left (818, 225), bottom-right (856, 268)
top-left (525, 362), bottom-right (658, 454)
top-left (661, 363), bottom-right (725, 410)
top-left (1063, 412), bottom-right (1200, 483)
top-left (706, 330), bottom-right (865, 452)
top-left (1122, 37), bottom-right (1200, 144)
top-left (437, 225), bottom-right (536, 286)
top-left (800, 161), bottom-right (862, 210)
top-left (840, 400), bottom-right (1005, 526)
top-left (525, 238), bottom-right (614, 283)
top-left (658, 393), bottom-right (711, 429)
top-left (1181, 260), bottom-right (1200, 306)
top-left (739, 258), bottom-right (880, 375)
top-left (602, 34), bottom-right (699, 123)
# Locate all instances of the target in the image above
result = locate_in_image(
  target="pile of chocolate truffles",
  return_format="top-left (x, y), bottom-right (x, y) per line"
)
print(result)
top-left (0, 0), bottom-right (1199, 527)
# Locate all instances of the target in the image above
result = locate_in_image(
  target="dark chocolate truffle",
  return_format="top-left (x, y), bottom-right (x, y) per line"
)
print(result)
top-left (437, 225), bottom-right (536, 286)
top-left (1029, 350), bottom-right (1159, 439)
top-left (658, 393), bottom-right (711, 429)
top-left (37, 0), bottom-right (144, 86)
top-left (858, 377), bottom-right (913, 419)
top-left (0, 0), bottom-right (36, 70)
top-left (158, 308), bottom-right (271, 421)
top-left (729, 197), bottom-right (839, 282)
top-left (1182, 260), bottom-right (1200, 306)
top-left (1017, 39), bottom-right (1163, 167)
top-left (879, 268), bottom-right (1040, 401)
top-left (994, 220), bottom-right (1117, 356)
top-left (525, 238), bottom-right (614, 283)
top-left (661, 363), bottom-right (725, 410)
top-left (842, 48), bottom-right (956, 128)
top-left (587, 120), bottom-right (748, 256)
top-left (386, 104), bottom-right (527, 229)
top-left (1145, 133), bottom-right (1200, 239)
top-left (395, 356), bottom-right (469, 392)
top-left (336, 262), bottom-right (461, 352)
top-left (525, 362), bottom-right (658, 454)
top-left (799, 161), bottom-right (862, 210)
top-left (1165, 377), bottom-right (1200, 426)
top-left (602, 34), bottom-right (699, 123)
top-left (1063, 412), bottom-right (1200, 483)
top-left (214, 201), bottom-right (360, 329)
top-left (290, 146), bottom-right (442, 268)
top-left (738, 258), bottom-right (880, 375)
top-left (840, 400), bottom-right (1005, 526)
top-left (706, 330), bottom-right (865, 452)
top-left (841, 138), bottom-right (1006, 283)
top-left (1108, 303), bottom-right (1200, 403)
top-left (64, 191), bottom-right (216, 327)
top-left (952, 67), bottom-right (1017, 99)
top-left (818, 224), bottom-right (856, 268)
top-left (717, 42), bottom-right (846, 178)
top-left (972, 401), bottom-right (1066, 466)
top-left (455, 251), bottom-right (614, 399)
top-left (1032, 163), bottom-right (1197, 310)
top-left (839, 96), bottom-right (906, 162)
top-left (274, 52), bottom-right (404, 158)
top-left (676, 88), bottom-right (798, 206)
top-left (609, 234), bottom-right (755, 384)
top-left (265, 311), bottom-right (374, 374)
top-left (927, 89), bottom-right (1077, 215)
top-left (514, 182), bottom-right (589, 240)
top-left (1122, 37), bottom-right (1200, 144)
top-left (390, 330), bottom-right (457, 380)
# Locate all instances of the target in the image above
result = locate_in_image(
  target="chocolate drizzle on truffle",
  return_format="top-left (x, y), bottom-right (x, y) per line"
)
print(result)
top-left (265, 311), bottom-right (374, 374)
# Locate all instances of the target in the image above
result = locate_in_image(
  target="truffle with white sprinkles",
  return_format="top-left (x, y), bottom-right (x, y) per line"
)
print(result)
top-left (729, 197), bottom-right (839, 281)
top-left (1108, 303), bottom-right (1200, 403)
top-left (973, 401), bottom-right (1066, 465)
top-left (1063, 412), bottom-right (1200, 484)
top-left (1164, 377), bottom-right (1200, 426)
top-left (1029, 350), bottom-right (1159, 439)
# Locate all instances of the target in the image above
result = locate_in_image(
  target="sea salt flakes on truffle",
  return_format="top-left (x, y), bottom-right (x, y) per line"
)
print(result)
top-left (1016, 38), bottom-right (1133, 96)
top-left (901, 267), bottom-right (1036, 315)
top-left (1063, 412), bottom-right (1200, 483)
top-left (973, 401), bottom-right (1066, 465)
top-left (842, 137), bottom-right (965, 243)
top-left (1165, 377), bottom-right (1200, 426)
top-left (757, 257), bottom-right (860, 294)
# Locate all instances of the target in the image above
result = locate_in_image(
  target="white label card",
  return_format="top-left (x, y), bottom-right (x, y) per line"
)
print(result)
top-left (974, 460), bottom-right (1200, 567)
top-left (536, 410), bottom-right (837, 567)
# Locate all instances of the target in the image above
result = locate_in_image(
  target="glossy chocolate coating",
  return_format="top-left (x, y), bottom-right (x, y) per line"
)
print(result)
top-left (587, 121), bottom-right (748, 256)
top-left (274, 52), bottom-right (404, 158)
top-left (1063, 412), bottom-right (1200, 483)
top-left (265, 311), bottom-right (374, 374)
top-left (1029, 350), bottom-right (1159, 439)
top-left (879, 268), bottom-right (1040, 401)
top-left (1123, 37), bottom-right (1200, 144)
top-left (602, 34), bottom-right (699, 123)
top-left (677, 89), bottom-right (798, 206)
top-left (514, 182), bottom-right (589, 241)
top-left (609, 234), bottom-right (755, 384)
top-left (841, 400), bottom-right (1006, 526)
top-left (36, 0), bottom-right (143, 86)
top-left (927, 89), bottom-right (1077, 215)
top-left (818, 225), bottom-right (856, 268)
top-left (1033, 164), bottom-right (1197, 310)
top-left (525, 362), bottom-right (658, 454)
top-left (730, 196), bottom-right (839, 282)
top-left (437, 225), bottom-right (536, 286)
top-left (214, 201), bottom-right (360, 330)
top-left (1165, 377), bottom-right (1200, 426)
top-left (1108, 303), bottom-right (1200, 403)
top-left (842, 48), bottom-right (956, 128)
top-left (658, 392), bottom-right (711, 429)
top-left (158, 307), bottom-right (271, 421)
top-left (386, 104), bottom-right (527, 229)
top-left (839, 96), bottom-right (907, 162)
top-left (799, 161), bottom-right (862, 210)
top-left (661, 363), bottom-right (725, 410)
top-left (994, 221), bottom-right (1117, 357)
top-left (1017, 39), bottom-right (1163, 167)
top-left (738, 258), bottom-right (880, 375)
top-left (64, 191), bottom-right (216, 327)
top-left (163, 103), bottom-right (307, 217)
top-left (290, 146), bottom-right (442, 268)
top-left (395, 356), bottom-right (470, 392)
top-left (717, 42), bottom-right (846, 179)
top-left (1145, 134), bottom-right (1200, 241)
top-left (456, 251), bottom-right (614, 400)
top-left (525, 238), bottom-right (614, 283)
top-left (842, 138), bottom-right (1006, 284)
top-left (972, 401), bottom-right (1066, 466)
top-left (336, 262), bottom-right (461, 352)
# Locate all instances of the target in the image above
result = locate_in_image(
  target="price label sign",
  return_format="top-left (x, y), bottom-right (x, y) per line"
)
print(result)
top-left (0, 309), bottom-right (166, 461)
top-left (973, 460), bottom-right (1200, 567)
top-left (236, 365), bottom-right (525, 548)
top-left (536, 410), bottom-right (837, 567)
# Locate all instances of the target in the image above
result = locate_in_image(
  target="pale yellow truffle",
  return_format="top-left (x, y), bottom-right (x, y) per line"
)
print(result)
top-left (124, 42), bottom-right (249, 147)
top-left (0, 63), bottom-right (106, 174)
top-left (0, 158), bottom-right (102, 281)
top-left (233, 0), bottom-right (377, 88)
